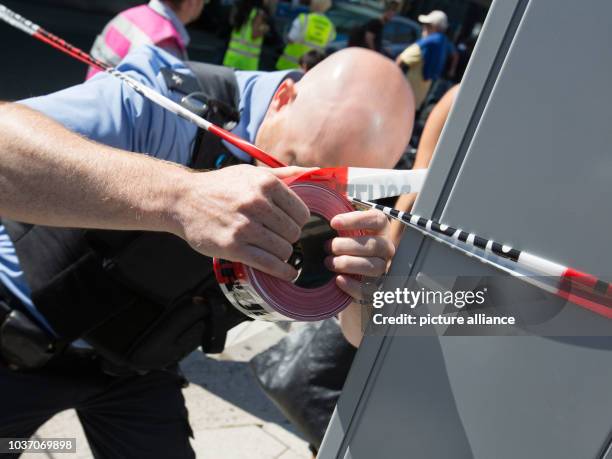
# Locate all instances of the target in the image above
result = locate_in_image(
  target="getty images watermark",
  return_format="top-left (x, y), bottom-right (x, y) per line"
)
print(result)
top-left (360, 275), bottom-right (612, 337)
top-left (369, 286), bottom-right (515, 327)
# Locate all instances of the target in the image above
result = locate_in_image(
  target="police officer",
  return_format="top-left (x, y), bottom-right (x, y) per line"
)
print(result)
top-left (396, 10), bottom-right (458, 110)
top-left (0, 46), bottom-right (413, 457)
top-left (276, 0), bottom-right (335, 70)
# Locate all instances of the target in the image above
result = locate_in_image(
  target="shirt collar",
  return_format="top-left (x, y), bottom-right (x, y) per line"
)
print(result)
top-left (148, 0), bottom-right (191, 47)
top-left (224, 70), bottom-right (303, 162)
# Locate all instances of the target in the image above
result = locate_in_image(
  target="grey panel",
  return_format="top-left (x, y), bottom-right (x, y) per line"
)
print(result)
top-left (430, 0), bottom-right (612, 455)
top-left (439, 336), bottom-right (612, 459)
top-left (320, 0), bottom-right (612, 458)
top-left (320, 0), bottom-right (526, 456)
top-left (344, 335), bottom-right (474, 459)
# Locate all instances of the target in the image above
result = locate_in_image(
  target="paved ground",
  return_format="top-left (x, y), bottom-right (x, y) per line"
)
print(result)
top-left (23, 322), bottom-right (312, 459)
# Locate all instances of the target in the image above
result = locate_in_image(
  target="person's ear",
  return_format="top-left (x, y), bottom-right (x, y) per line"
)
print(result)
top-left (268, 79), bottom-right (298, 113)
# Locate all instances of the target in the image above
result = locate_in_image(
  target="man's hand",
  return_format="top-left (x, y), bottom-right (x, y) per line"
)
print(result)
top-left (326, 209), bottom-right (393, 347)
top-left (172, 165), bottom-right (311, 281)
top-left (325, 209), bottom-right (394, 300)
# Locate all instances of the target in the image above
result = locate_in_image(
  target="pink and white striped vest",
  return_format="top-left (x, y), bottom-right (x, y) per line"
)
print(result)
top-left (86, 4), bottom-right (187, 79)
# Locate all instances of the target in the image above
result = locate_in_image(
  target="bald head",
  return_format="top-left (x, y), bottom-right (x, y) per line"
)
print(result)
top-left (256, 48), bottom-right (415, 169)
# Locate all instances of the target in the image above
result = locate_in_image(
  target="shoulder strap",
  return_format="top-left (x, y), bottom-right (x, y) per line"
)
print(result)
top-left (160, 62), bottom-right (243, 170)
top-left (187, 62), bottom-right (245, 170)
top-left (186, 61), bottom-right (241, 110)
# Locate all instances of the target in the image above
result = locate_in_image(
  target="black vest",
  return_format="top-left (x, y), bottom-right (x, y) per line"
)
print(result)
top-left (2, 62), bottom-right (250, 372)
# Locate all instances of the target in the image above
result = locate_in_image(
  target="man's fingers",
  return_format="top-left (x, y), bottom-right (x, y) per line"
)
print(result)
top-left (247, 222), bottom-right (295, 262)
top-left (328, 236), bottom-right (395, 259)
top-left (271, 180), bottom-right (310, 228)
top-left (241, 245), bottom-right (298, 281)
top-left (336, 274), bottom-right (366, 301)
top-left (330, 209), bottom-right (388, 233)
top-left (183, 165), bottom-right (313, 268)
top-left (265, 166), bottom-right (314, 228)
top-left (325, 255), bottom-right (387, 277)
top-left (257, 204), bottom-right (302, 243)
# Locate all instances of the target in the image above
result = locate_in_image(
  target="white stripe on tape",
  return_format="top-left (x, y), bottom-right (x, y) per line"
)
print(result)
top-left (346, 168), bottom-right (427, 200)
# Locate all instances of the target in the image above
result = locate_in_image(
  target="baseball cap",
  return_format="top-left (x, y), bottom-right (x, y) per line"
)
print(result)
top-left (418, 10), bottom-right (449, 30)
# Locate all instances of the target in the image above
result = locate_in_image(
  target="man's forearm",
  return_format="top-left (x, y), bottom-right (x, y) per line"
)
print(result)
top-left (0, 102), bottom-right (186, 234)
top-left (0, 103), bottom-right (312, 280)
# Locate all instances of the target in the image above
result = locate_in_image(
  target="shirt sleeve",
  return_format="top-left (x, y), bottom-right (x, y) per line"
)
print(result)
top-left (19, 45), bottom-right (198, 166)
top-left (399, 43), bottom-right (422, 66)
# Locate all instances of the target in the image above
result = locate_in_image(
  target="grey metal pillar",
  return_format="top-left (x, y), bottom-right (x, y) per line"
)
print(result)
top-left (319, 1), bottom-right (612, 457)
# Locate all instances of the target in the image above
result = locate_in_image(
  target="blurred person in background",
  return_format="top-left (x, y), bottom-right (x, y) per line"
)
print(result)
top-left (223, 0), bottom-right (270, 70)
top-left (299, 49), bottom-right (326, 72)
top-left (395, 10), bottom-right (458, 110)
top-left (276, 0), bottom-right (335, 70)
top-left (347, 0), bottom-right (400, 54)
top-left (87, 0), bottom-right (205, 79)
top-left (452, 23), bottom-right (481, 83)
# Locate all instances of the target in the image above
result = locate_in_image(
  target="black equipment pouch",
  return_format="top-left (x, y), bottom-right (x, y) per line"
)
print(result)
top-left (79, 231), bottom-right (247, 370)
top-left (2, 62), bottom-right (251, 373)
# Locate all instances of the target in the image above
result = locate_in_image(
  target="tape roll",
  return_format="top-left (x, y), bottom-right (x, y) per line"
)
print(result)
top-left (214, 180), bottom-right (363, 321)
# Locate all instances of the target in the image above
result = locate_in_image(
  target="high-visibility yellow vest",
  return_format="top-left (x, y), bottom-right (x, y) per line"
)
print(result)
top-left (276, 13), bottom-right (335, 70)
top-left (223, 9), bottom-right (263, 71)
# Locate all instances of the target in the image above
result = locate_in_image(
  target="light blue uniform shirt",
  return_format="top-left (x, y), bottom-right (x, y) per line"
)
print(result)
top-left (0, 45), bottom-right (300, 334)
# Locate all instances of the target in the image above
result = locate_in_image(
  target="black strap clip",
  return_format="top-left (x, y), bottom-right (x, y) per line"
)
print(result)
top-left (181, 92), bottom-right (239, 131)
